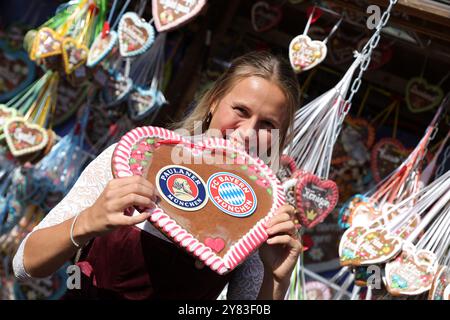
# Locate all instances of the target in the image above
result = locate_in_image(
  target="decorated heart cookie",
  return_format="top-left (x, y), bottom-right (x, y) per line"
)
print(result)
top-left (429, 265), bottom-right (450, 300)
top-left (251, 1), bottom-right (282, 33)
top-left (348, 202), bottom-right (382, 228)
top-left (152, 0), bottom-right (207, 32)
top-left (295, 173), bottom-right (338, 229)
top-left (111, 126), bottom-right (285, 274)
top-left (127, 86), bottom-right (162, 120)
top-left (352, 228), bottom-right (402, 266)
top-left (338, 194), bottom-right (368, 229)
top-left (87, 30), bottom-right (118, 67)
top-left (339, 225), bottom-right (368, 266)
top-left (289, 35), bottom-right (327, 73)
top-left (371, 138), bottom-right (410, 183)
top-left (102, 71), bottom-right (133, 106)
top-left (3, 117), bottom-right (49, 157)
top-left (406, 77), bottom-right (444, 113)
top-left (61, 38), bottom-right (89, 75)
top-left (385, 242), bottom-right (438, 296)
top-left (118, 12), bottom-right (155, 57)
top-left (30, 28), bottom-right (62, 61)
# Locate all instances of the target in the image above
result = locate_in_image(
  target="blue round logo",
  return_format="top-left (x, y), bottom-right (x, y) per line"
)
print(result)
top-left (207, 172), bottom-right (257, 218)
top-left (156, 165), bottom-right (208, 211)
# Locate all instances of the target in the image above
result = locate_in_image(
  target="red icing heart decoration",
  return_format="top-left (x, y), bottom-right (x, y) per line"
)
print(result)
top-left (152, 0), bottom-right (207, 33)
top-left (295, 173), bottom-right (339, 229)
top-left (3, 117), bottom-right (49, 157)
top-left (112, 126), bottom-right (285, 274)
top-left (371, 138), bottom-right (410, 183)
top-left (204, 237), bottom-right (225, 253)
top-left (251, 1), bottom-right (283, 32)
top-left (276, 154), bottom-right (297, 182)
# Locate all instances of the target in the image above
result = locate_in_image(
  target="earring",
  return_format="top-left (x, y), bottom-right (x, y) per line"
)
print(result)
top-left (203, 111), bottom-right (213, 132)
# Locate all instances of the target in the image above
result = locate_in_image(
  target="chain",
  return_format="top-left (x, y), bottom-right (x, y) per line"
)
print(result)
top-left (344, 0), bottom-right (398, 111)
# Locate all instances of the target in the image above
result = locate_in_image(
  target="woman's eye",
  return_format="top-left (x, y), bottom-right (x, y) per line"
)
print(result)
top-left (233, 105), bottom-right (247, 116)
top-left (261, 121), bottom-right (275, 129)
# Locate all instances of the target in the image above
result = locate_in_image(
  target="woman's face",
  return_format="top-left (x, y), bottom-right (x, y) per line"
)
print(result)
top-left (208, 76), bottom-right (287, 156)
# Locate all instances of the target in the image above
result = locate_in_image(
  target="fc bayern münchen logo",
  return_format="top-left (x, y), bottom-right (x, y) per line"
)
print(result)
top-left (207, 172), bottom-right (257, 217)
top-left (156, 165), bottom-right (208, 211)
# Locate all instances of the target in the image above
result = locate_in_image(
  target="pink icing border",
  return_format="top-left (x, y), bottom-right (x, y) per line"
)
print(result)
top-left (112, 126), bottom-right (285, 275)
top-left (152, 0), bottom-right (207, 33)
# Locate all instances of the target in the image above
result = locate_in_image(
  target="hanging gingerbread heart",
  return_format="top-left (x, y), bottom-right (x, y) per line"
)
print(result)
top-left (61, 38), bottom-right (89, 75)
top-left (118, 12), bottom-right (155, 57)
top-left (0, 41), bottom-right (36, 102)
top-left (406, 77), bottom-right (444, 113)
top-left (295, 173), bottom-right (338, 229)
top-left (304, 281), bottom-right (331, 300)
top-left (3, 117), bottom-right (49, 157)
top-left (101, 71), bottom-right (133, 107)
top-left (338, 194), bottom-right (368, 229)
top-left (348, 202), bottom-right (382, 228)
top-left (339, 225), bottom-right (368, 266)
top-left (152, 0), bottom-right (207, 33)
top-left (351, 228), bottom-right (403, 266)
top-left (371, 138), bottom-right (410, 183)
top-left (345, 116), bottom-right (376, 149)
top-left (251, 1), bottom-right (283, 33)
top-left (87, 30), bottom-right (118, 67)
top-left (111, 126), bottom-right (285, 274)
top-left (29, 28), bottom-right (62, 61)
top-left (289, 35), bottom-right (327, 73)
top-left (127, 86), bottom-right (158, 121)
top-left (385, 242), bottom-right (438, 296)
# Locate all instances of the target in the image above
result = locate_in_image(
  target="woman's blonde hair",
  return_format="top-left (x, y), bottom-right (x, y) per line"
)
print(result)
top-left (175, 51), bottom-right (300, 150)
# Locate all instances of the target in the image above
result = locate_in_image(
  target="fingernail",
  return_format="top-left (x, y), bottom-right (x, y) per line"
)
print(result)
top-left (267, 238), bottom-right (273, 244)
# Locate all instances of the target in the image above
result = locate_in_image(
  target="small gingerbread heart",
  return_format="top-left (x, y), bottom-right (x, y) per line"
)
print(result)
top-left (152, 0), bottom-right (207, 32)
top-left (295, 173), bottom-right (339, 229)
top-left (3, 117), bottom-right (49, 157)
top-left (118, 12), bottom-right (155, 57)
top-left (289, 35), bottom-right (327, 73)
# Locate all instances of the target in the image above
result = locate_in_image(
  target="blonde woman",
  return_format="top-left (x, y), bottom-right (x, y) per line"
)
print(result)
top-left (13, 51), bottom-right (303, 300)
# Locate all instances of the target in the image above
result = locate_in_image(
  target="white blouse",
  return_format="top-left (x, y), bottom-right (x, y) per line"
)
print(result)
top-left (12, 143), bottom-right (263, 300)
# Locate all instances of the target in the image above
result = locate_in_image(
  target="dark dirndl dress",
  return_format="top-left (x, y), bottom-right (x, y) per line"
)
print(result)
top-left (62, 225), bottom-right (232, 300)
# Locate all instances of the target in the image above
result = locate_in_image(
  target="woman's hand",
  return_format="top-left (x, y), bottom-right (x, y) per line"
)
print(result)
top-left (259, 204), bottom-right (303, 284)
top-left (76, 176), bottom-right (159, 241)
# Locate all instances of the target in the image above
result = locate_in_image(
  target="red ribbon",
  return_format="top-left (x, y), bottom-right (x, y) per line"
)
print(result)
top-left (307, 6), bottom-right (323, 24)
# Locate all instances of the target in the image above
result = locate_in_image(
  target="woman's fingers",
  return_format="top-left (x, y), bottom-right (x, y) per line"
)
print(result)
top-left (265, 212), bottom-right (292, 228)
top-left (266, 234), bottom-right (302, 251)
top-left (107, 181), bottom-right (159, 202)
top-left (266, 220), bottom-right (296, 236)
top-left (115, 193), bottom-right (156, 211)
top-left (114, 211), bottom-right (152, 226)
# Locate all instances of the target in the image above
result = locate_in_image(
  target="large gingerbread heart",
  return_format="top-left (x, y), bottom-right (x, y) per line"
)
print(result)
top-left (339, 225), bottom-right (368, 266)
top-left (111, 126), bottom-right (285, 274)
top-left (406, 77), bottom-right (444, 113)
top-left (289, 35), bottom-right (327, 73)
top-left (3, 117), bottom-right (49, 157)
top-left (152, 0), bottom-right (206, 33)
top-left (371, 138), bottom-right (410, 183)
top-left (385, 242), bottom-right (438, 296)
top-left (295, 173), bottom-right (338, 229)
top-left (251, 1), bottom-right (283, 33)
top-left (118, 12), bottom-right (155, 57)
